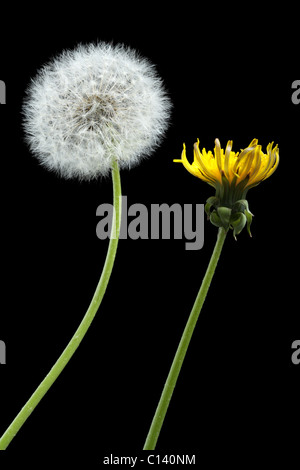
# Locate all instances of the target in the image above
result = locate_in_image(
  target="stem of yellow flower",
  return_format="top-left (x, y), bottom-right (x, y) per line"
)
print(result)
top-left (143, 227), bottom-right (227, 450)
top-left (0, 160), bottom-right (122, 450)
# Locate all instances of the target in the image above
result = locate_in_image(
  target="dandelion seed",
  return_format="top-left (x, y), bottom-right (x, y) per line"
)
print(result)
top-left (0, 43), bottom-right (172, 450)
top-left (23, 42), bottom-right (171, 180)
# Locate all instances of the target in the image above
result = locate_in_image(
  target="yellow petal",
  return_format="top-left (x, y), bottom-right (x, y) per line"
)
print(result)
top-left (173, 144), bottom-right (200, 178)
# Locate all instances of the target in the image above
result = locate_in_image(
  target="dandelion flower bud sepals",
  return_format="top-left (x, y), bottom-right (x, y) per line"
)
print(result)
top-left (174, 138), bottom-right (279, 238)
top-left (23, 42), bottom-right (171, 180)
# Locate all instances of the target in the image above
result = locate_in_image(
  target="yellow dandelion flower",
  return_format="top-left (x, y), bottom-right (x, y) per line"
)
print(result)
top-left (174, 138), bottom-right (279, 238)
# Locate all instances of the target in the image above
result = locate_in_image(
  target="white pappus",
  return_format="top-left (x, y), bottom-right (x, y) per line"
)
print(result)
top-left (23, 42), bottom-right (172, 180)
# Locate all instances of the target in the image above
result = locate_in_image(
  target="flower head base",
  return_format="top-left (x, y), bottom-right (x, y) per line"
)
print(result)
top-left (23, 42), bottom-right (171, 180)
top-left (174, 138), bottom-right (279, 238)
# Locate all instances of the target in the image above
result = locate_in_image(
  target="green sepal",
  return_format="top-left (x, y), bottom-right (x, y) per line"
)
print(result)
top-left (232, 199), bottom-right (253, 215)
top-left (230, 212), bottom-right (247, 240)
top-left (244, 209), bottom-right (253, 237)
top-left (210, 209), bottom-right (222, 228)
top-left (206, 193), bottom-right (254, 238)
top-left (216, 206), bottom-right (232, 229)
top-left (232, 199), bottom-right (253, 237)
top-left (205, 196), bottom-right (219, 219)
top-left (209, 206), bottom-right (233, 232)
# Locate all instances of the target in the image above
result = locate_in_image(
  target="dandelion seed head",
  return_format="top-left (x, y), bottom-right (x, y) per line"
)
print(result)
top-left (23, 42), bottom-right (172, 180)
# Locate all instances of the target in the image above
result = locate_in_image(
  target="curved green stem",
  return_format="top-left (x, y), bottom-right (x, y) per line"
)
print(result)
top-left (143, 227), bottom-right (227, 450)
top-left (0, 160), bottom-right (122, 450)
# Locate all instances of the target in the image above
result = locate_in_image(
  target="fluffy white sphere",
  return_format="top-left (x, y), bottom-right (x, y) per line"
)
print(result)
top-left (23, 42), bottom-right (172, 180)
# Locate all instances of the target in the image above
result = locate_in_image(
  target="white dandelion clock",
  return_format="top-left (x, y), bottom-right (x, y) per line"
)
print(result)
top-left (23, 42), bottom-right (171, 179)
top-left (0, 43), bottom-right (171, 449)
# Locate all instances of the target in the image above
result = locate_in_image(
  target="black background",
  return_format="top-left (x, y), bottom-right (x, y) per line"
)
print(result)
top-left (0, 5), bottom-right (299, 465)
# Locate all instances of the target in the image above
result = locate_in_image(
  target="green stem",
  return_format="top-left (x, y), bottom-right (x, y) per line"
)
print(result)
top-left (143, 227), bottom-right (227, 450)
top-left (0, 160), bottom-right (122, 450)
